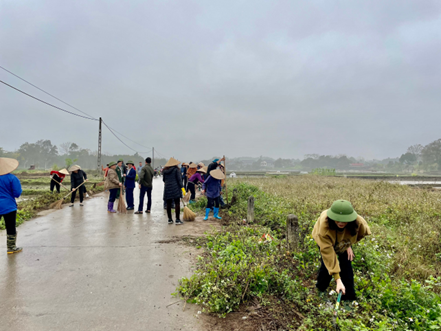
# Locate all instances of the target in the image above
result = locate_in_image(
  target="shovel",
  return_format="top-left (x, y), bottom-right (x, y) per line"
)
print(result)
top-left (333, 290), bottom-right (343, 330)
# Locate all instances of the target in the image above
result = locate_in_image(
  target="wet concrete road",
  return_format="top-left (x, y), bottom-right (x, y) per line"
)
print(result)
top-left (0, 179), bottom-right (214, 331)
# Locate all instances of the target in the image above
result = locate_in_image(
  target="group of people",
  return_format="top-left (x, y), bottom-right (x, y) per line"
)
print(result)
top-left (49, 166), bottom-right (89, 206)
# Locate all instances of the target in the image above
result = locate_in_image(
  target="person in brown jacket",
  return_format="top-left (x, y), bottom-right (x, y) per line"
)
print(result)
top-left (105, 162), bottom-right (122, 213)
top-left (312, 200), bottom-right (371, 310)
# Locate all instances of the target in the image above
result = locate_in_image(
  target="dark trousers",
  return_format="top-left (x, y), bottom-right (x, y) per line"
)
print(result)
top-left (207, 196), bottom-right (220, 209)
top-left (166, 198), bottom-right (180, 220)
top-left (0, 211), bottom-right (17, 235)
top-left (316, 250), bottom-right (356, 301)
top-left (50, 180), bottom-right (60, 193)
top-left (109, 188), bottom-right (118, 202)
top-left (183, 176), bottom-right (188, 190)
top-left (71, 189), bottom-right (84, 203)
top-left (125, 187), bottom-right (134, 208)
top-left (188, 182), bottom-right (196, 200)
top-left (138, 186), bottom-right (152, 211)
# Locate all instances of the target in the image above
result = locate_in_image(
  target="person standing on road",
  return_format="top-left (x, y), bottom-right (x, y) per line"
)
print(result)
top-left (0, 158), bottom-right (23, 254)
top-left (69, 165), bottom-right (88, 207)
top-left (135, 157), bottom-right (155, 214)
top-left (116, 159), bottom-right (125, 197)
top-left (202, 169), bottom-right (225, 221)
top-left (162, 158), bottom-right (185, 225)
top-left (312, 200), bottom-right (371, 311)
top-left (124, 160), bottom-right (136, 210)
top-left (188, 167), bottom-right (205, 203)
top-left (137, 161), bottom-right (143, 177)
top-left (181, 163), bottom-right (188, 189)
top-left (105, 162), bottom-right (122, 213)
top-left (49, 168), bottom-right (69, 193)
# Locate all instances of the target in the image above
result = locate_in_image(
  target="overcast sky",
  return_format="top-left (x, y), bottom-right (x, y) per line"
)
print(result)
top-left (1, 0), bottom-right (440, 161)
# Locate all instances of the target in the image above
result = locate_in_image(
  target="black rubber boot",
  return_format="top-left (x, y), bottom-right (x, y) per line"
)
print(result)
top-left (7, 234), bottom-right (23, 254)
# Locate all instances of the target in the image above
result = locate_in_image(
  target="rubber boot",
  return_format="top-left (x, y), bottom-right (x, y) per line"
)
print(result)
top-left (108, 202), bottom-right (117, 213)
top-left (203, 208), bottom-right (211, 221)
top-left (7, 234), bottom-right (23, 254)
top-left (213, 207), bottom-right (222, 220)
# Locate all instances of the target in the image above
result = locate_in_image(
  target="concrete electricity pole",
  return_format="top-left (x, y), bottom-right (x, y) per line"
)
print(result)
top-left (97, 117), bottom-right (102, 171)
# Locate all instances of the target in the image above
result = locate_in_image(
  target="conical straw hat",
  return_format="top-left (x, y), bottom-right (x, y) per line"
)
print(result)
top-left (189, 163), bottom-right (198, 169)
top-left (0, 158), bottom-right (19, 176)
top-left (69, 165), bottom-right (81, 172)
top-left (59, 168), bottom-right (69, 175)
top-left (197, 168), bottom-right (206, 174)
top-left (210, 169), bottom-right (225, 180)
top-left (164, 157), bottom-right (180, 167)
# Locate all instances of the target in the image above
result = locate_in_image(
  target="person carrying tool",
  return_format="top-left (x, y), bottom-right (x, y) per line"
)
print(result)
top-left (105, 162), bottom-right (122, 213)
top-left (207, 157), bottom-right (225, 175)
top-left (312, 200), bottom-right (371, 311)
top-left (202, 169), bottom-right (225, 221)
top-left (49, 168), bottom-right (69, 193)
top-left (124, 160), bottom-right (136, 210)
top-left (188, 167), bottom-right (205, 203)
top-left (135, 157), bottom-right (155, 214)
top-left (0, 158), bottom-right (23, 254)
top-left (69, 165), bottom-right (88, 207)
top-left (162, 158), bottom-right (185, 225)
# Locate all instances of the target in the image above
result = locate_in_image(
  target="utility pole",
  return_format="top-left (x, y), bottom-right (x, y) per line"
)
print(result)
top-left (152, 147), bottom-right (154, 169)
top-left (97, 117), bottom-right (102, 171)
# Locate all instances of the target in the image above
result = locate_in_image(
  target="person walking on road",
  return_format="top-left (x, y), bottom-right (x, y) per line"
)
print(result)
top-left (105, 162), bottom-right (122, 213)
top-left (124, 160), bottom-right (136, 210)
top-left (69, 165), bottom-right (88, 207)
top-left (162, 158), bottom-right (185, 225)
top-left (49, 168), bottom-right (69, 193)
top-left (203, 169), bottom-right (225, 220)
top-left (135, 157), bottom-right (155, 214)
top-left (188, 167), bottom-right (205, 203)
top-left (0, 158), bottom-right (23, 254)
top-left (312, 200), bottom-right (371, 311)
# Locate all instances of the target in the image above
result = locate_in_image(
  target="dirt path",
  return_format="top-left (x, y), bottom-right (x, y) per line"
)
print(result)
top-left (0, 178), bottom-right (219, 331)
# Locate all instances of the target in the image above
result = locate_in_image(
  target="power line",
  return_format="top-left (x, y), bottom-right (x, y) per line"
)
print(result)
top-left (102, 120), bottom-right (150, 154)
top-left (0, 79), bottom-right (98, 121)
top-left (0, 65), bottom-right (98, 120)
top-left (105, 126), bottom-right (152, 149)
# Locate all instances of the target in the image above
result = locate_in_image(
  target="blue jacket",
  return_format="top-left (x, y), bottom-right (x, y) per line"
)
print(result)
top-left (0, 173), bottom-right (22, 215)
top-left (124, 168), bottom-right (137, 189)
top-left (202, 175), bottom-right (221, 199)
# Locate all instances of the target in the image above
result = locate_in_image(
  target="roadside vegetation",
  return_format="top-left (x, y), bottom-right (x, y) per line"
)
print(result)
top-left (178, 176), bottom-right (441, 330)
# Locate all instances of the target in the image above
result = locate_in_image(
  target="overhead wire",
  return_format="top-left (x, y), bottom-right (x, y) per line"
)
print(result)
top-left (102, 120), bottom-right (150, 155)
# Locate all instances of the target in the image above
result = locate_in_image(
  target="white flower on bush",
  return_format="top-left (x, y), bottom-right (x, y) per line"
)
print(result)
top-left (329, 290), bottom-right (336, 295)
top-left (409, 318), bottom-right (413, 322)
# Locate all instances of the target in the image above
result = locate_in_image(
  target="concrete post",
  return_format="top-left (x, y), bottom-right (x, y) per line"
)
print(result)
top-left (286, 214), bottom-right (299, 249)
top-left (247, 196), bottom-right (255, 223)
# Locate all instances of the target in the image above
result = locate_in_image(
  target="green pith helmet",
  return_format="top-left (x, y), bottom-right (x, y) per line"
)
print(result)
top-left (327, 200), bottom-right (358, 223)
top-left (126, 160), bottom-right (134, 165)
top-left (108, 161), bottom-right (117, 167)
top-left (118, 158), bottom-right (124, 162)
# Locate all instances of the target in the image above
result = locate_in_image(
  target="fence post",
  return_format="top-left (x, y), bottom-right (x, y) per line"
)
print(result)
top-left (286, 214), bottom-right (299, 249)
top-left (247, 196), bottom-right (255, 223)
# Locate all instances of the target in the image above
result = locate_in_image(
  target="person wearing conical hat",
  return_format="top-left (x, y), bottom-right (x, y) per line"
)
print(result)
top-left (207, 157), bottom-right (225, 176)
top-left (162, 158), bottom-right (185, 225)
top-left (186, 162), bottom-right (197, 188)
top-left (49, 168), bottom-right (69, 193)
top-left (105, 162), bottom-right (122, 213)
top-left (312, 200), bottom-right (371, 311)
top-left (188, 167), bottom-right (205, 203)
top-left (69, 165), bottom-right (88, 207)
top-left (202, 169), bottom-right (225, 221)
top-left (0, 158), bottom-right (23, 254)
top-left (124, 160), bottom-right (137, 210)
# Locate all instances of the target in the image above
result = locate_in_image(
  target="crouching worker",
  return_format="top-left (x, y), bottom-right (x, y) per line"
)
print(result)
top-left (312, 200), bottom-right (371, 311)
top-left (202, 169), bottom-right (225, 221)
top-left (0, 158), bottom-right (23, 254)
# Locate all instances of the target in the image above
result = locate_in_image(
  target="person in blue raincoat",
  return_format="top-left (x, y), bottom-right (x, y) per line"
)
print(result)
top-left (124, 160), bottom-right (136, 210)
top-left (202, 168), bottom-right (225, 221)
top-left (0, 158), bottom-right (23, 254)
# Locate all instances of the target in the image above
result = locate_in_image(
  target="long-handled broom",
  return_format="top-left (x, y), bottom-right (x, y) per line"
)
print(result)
top-left (49, 181), bottom-right (86, 209)
top-left (117, 186), bottom-right (127, 213)
top-left (182, 199), bottom-right (196, 221)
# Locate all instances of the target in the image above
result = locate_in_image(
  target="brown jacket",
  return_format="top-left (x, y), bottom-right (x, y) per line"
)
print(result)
top-left (312, 210), bottom-right (371, 280)
top-left (105, 168), bottom-right (120, 189)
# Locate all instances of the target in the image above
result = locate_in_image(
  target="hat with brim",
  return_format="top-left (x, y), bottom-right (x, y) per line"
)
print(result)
top-left (108, 161), bottom-right (117, 167)
top-left (59, 168), bottom-right (69, 175)
top-left (69, 165), bottom-right (81, 172)
top-left (189, 163), bottom-right (197, 169)
top-left (197, 168), bottom-right (206, 174)
top-left (212, 158), bottom-right (219, 163)
top-left (164, 157), bottom-right (180, 167)
top-left (126, 160), bottom-right (134, 165)
top-left (118, 158), bottom-right (124, 162)
top-left (210, 169), bottom-right (225, 180)
top-left (198, 162), bottom-right (205, 167)
top-left (0, 158), bottom-right (19, 176)
top-left (203, 166), bottom-right (208, 173)
top-left (326, 200), bottom-right (358, 223)
top-left (182, 163), bottom-right (189, 166)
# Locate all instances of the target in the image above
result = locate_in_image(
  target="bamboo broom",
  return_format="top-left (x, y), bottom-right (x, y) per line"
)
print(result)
top-left (182, 199), bottom-right (196, 221)
top-left (117, 186), bottom-right (127, 213)
top-left (49, 181), bottom-right (86, 209)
